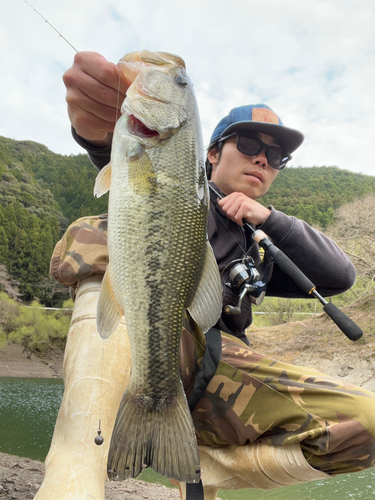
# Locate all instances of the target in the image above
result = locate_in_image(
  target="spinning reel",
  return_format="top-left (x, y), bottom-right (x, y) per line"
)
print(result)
top-left (222, 256), bottom-right (267, 315)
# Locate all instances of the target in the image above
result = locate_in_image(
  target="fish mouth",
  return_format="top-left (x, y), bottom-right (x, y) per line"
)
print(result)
top-left (127, 114), bottom-right (160, 138)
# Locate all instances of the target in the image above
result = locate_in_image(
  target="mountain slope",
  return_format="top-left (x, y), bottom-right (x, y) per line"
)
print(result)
top-left (1, 135), bottom-right (375, 301)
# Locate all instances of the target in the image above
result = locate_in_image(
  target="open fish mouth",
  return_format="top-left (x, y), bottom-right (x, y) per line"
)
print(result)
top-left (119, 51), bottom-right (188, 140)
top-left (127, 114), bottom-right (160, 138)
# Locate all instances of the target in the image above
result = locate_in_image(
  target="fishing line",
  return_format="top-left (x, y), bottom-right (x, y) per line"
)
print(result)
top-left (25, 0), bottom-right (110, 446)
top-left (95, 258), bottom-right (109, 446)
top-left (115, 71), bottom-right (122, 123)
top-left (95, 336), bottom-right (105, 446)
top-left (24, 0), bottom-right (78, 53)
top-left (219, 215), bottom-right (248, 255)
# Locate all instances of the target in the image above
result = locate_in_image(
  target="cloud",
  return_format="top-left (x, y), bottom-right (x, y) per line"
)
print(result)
top-left (1, 0), bottom-right (375, 175)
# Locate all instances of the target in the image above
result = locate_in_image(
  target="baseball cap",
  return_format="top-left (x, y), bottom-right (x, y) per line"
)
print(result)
top-left (209, 104), bottom-right (304, 154)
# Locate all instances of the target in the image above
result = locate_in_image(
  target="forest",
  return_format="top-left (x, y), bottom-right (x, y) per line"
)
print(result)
top-left (1, 134), bottom-right (375, 305)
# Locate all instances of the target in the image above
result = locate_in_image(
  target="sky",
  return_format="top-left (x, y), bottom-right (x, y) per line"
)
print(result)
top-left (1, 0), bottom-right (375, 175)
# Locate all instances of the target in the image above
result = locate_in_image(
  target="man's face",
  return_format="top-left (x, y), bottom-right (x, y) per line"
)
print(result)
top-left (208, 132), bottom-right (280, 199)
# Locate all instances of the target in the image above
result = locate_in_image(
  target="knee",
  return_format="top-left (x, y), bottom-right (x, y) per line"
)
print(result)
top-left (329, 395), bottom-right (375, 472)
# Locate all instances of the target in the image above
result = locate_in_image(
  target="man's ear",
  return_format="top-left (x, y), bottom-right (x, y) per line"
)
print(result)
top-left (207, 146), bottom-right (219, 165)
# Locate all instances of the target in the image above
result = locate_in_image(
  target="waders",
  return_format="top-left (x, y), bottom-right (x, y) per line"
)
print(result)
top-left (34, 275), bottom-right (131, 500)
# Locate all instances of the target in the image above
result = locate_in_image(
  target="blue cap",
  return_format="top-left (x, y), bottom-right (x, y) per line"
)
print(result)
top-left (209, 104), bottom-right (304, 153)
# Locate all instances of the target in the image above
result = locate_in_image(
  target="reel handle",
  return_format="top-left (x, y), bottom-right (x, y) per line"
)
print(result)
top-left (224, 305), bottom-right (242, 316)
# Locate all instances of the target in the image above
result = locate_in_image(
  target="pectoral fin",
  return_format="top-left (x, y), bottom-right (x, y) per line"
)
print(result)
top-left (94, 163), bottom-right (112, 198)
top-left (187, 241), bottom-right (223, 333)
top-left (97, 268), bottom-right (123, 339)
top-left (128, 150), bottom-right (157, 195)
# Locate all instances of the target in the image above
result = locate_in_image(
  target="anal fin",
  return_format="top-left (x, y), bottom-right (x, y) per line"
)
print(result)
top-left (187, 241), bottom-right (223, 333)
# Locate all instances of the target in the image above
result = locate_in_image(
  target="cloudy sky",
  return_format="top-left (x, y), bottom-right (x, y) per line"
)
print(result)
top-left (1, 0), bottom-right (375, 175)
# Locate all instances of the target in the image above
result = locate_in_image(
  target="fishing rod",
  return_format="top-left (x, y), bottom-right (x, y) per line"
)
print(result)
top-left (209, 184), bottom-right (363, 342)
top-left (24, 0), bottom-right (78, 53)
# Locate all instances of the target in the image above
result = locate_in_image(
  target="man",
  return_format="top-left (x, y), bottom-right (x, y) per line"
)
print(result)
top-left (202, 104), bottom-right (355, 345)
top-left (36, 52), bottom-right (375, 500)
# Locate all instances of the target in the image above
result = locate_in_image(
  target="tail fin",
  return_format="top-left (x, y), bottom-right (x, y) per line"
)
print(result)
top-left (107, 383), bottom-right (201, 483)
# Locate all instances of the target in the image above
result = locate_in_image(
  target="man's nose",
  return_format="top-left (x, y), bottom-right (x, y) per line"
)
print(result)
top-left (253, 148), bottom-right (268, 168)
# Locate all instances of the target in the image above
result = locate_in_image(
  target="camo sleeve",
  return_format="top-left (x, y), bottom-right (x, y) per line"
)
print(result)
top-left (50, 214), bottom-right (108, 288)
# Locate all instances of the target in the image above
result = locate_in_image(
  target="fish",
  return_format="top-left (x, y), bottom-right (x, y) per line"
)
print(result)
top-left (94, 50), bottom-right (223, 483)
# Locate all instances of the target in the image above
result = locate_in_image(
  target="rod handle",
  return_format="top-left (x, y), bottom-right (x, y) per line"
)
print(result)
top-left (323, 302), bottom-right (363, 341)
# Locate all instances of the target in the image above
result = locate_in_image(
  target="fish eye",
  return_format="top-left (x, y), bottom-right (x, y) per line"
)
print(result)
top-left (175, 75), bottom-right (188, 87)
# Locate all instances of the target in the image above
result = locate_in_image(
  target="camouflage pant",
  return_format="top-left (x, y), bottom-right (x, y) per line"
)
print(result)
top-left (180, 313), bottom-right (375, 475)
top-left (51, 215), bottom-right (375, 476)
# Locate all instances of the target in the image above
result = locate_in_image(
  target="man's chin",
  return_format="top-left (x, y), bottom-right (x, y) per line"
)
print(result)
top-left (242, 186), bottom-right (265, 200)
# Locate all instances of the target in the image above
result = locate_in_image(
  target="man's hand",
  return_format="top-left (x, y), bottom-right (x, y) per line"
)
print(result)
top-left (63, 52), bottom-right (130, 146)
top-left (218, 192), bottom-right (271, 227)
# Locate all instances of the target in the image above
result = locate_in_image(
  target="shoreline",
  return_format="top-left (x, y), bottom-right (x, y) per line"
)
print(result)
top-left (0, 452), bottom-right (180, 500)
top-left (0, 343), bottom-right (64, 379)
top-left (2, 319), bottom-right (375, 394)
top-left (0, 345), bottom-right (183, 500)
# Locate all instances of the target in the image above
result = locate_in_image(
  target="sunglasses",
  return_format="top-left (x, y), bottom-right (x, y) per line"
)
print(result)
top-left (218, 133), bottom-right (291, 170)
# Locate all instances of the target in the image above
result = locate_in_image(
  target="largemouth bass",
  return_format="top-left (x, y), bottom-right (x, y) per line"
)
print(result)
top-left (94, 50), bottom-right (222, 483)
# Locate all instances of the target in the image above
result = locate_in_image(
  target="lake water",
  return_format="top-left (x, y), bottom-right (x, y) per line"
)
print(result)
top-left (1, 376), bottom-right (375, 499)
top-left (0, 377), bottom-right (64, 460)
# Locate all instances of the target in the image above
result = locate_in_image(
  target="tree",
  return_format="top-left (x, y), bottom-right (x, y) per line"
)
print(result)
top-left (0, 264), bottom-right (19, 300)
top-left (9, 302), bottom-right (70, 358)
top-left (326, 195), bottom-right (375, 300)
top-left (0, 226), bottom-right (9, 265)
top-left (0, 291), bottom-right (20, 348)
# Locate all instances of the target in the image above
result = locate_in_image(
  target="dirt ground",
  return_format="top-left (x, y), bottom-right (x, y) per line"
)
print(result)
top-left (248, 301), bottom-right (375, 393)
top-left (0, 452), bottom-right (180, 500)
top-left (0, 343), bottom-right (64, 379)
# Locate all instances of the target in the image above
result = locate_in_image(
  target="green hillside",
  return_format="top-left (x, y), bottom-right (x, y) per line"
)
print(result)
top-left (0, 136), bottom-right (108, 224)
top-left (262, 166), bottom-right (375, 227)
top-left (1, 135), bottom-right (375, 303)
top-left (0, 136), bottom-right (107, 302)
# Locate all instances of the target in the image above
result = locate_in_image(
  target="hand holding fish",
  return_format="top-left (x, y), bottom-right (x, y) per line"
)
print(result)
top-left (63, 51), bottom-right (129, 145)
top-left (218, 192), bottom-right (271, 226)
